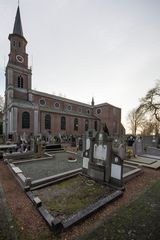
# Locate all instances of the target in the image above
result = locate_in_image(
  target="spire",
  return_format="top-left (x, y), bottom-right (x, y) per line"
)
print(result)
top-left (91, 97), bottom-right (95, 106)
top-left (13, 6), bottom-right (23, 36)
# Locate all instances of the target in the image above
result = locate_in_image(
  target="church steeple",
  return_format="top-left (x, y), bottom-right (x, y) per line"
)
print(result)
top-left (8, 5), bottom-right (28, 68)
top-left (13, 6), bottom-right (23, 36)
top-left (91, 97), bottom-right (95, 106)
top-left (6, 5), bottom-right (32, 95)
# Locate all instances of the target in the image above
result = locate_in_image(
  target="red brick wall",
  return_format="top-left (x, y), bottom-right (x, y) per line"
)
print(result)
top-left (93, 105), bottom-right (121, 135)
top-left (40, 111), bottom-right (97, 136)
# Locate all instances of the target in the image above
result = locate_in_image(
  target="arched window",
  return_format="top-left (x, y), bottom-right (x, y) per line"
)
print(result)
top-left (22, 112), bottom-right (30, 128)
top-left (17, 75), bottom-right (23, 88)
top-left (85, 120), bottom-right (89, 131)
top-left (94, 121), bottom-right (98, 131)
top-left (45, 114), bottom-right (51, 129)
top-left (74, 118), bottom-right (78, 131)
top-left (61, 116), bottom-right (66, 130)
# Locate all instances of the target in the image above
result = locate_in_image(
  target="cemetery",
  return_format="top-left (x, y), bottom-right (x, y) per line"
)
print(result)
top-left (0, 124), bottom-right (152, 234)
top-left (0, 126), bottom-right (160, 238)
top-left (0, 125), bottom-right (159, 238)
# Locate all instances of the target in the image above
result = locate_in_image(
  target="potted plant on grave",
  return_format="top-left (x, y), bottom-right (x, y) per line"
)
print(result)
top-left (127, 148), bottom-right (133, 159)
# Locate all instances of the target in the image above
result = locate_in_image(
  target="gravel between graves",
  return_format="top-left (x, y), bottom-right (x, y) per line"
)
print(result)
top-left (0, 159), bottom-right (160, 240)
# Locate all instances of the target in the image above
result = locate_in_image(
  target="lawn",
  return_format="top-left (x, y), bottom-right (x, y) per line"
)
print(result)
top-left (80, 179), bottom-right (160, 240)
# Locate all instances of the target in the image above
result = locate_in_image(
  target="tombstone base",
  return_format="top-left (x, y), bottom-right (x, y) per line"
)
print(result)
top-left (88, 162), bottom-right (104, 182)
top-left (110, 177), bottom-right (123, 188)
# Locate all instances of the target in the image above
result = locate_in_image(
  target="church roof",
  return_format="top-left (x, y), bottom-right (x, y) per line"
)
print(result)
top-left (13, 6), bottom-right (23, 36)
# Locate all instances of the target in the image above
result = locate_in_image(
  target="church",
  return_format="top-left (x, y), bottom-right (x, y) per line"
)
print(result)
top-left (3, 6), bottom-right (125, 140)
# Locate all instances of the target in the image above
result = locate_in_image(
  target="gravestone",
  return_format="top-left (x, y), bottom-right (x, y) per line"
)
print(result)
top-left (126, 135), bottom-right (136, 157)
top-left (111, 138), bottom-right (125, 187)
top-left (83, 124), bottom-right (124, 188)
top-left (134, 136), bottom-right (143, 155)
top-left (83, 129), bottom-right (96, 174)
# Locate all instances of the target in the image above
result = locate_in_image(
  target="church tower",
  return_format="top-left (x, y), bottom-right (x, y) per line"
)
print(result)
top-left (4, 6), bottom-right (33, 139)
top-left (6, 6), bottom-right (32, 102)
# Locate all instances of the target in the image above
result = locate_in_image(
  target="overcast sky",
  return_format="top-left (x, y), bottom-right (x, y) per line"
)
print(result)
top-left (0, 0), bottom-right (160, 131)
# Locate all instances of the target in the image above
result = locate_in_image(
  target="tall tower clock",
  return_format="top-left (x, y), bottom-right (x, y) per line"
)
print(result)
top-left (4, 6), bottom-right (34, 139)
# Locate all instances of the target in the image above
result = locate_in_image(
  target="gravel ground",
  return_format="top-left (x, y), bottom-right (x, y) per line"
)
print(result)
top-left (0, 159), bottom-right (160, 240)
top-left (14, 152), bottom-right (82, 181)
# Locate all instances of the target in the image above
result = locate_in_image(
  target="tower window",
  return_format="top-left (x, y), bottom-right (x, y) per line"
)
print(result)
top-left (96, 108), bottom-right (102, 114)
top-left (17, 76), bottom-right (23, 88)
top-left (74, 118), bottom-right (78, 131)
top-left (85, 120), bottom-right (89, 131)
top-left (13, 41), bottom-right (16, 47)
top-left (67, 105), bottom-right (72, 111)
top-left (39, 99), bottom-right (46, 106)
top-left (87, 109), bottom-right (91, 115)
top-left (94, 121), bottom-right (98, 131)
top-left (61, 116), bottom-right (66, 130)
top-left (22, 112), bottom-right (30, 128)
top-left (54, 102), bottom-right (60, 109)
top-left (45, 114), bottom-right (51, 130)
top-left (19, 42), bottom-right (21, 48)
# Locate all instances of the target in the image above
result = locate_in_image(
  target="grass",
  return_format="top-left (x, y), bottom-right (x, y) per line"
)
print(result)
top-left (35, 175), bottom-right (112, 219)
top-left (80, 179), bottom-right (160, 240)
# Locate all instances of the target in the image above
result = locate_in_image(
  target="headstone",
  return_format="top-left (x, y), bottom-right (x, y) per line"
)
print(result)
top-left (135, 136), bottom-right (143, 155)
top-left (83, 124), bottom-right (124, 188)
top-left (82, 129), bottom-right (96, 174)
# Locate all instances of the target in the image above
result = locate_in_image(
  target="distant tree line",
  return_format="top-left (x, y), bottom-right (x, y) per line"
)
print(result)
top-left (127, 80), bottom-right (160, 135)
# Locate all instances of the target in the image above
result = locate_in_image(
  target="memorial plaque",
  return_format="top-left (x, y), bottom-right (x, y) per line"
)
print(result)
top-left (93, 144), bottom-right (107, 160)
top-left (86, 139), bottom-right (90, 150)
top-left (111, 164), bottom-right (121, 180)
top-left (83, 157), bottom-right (89, 169)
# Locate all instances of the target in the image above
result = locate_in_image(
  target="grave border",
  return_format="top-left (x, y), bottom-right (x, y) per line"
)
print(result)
top-left (26, 174), bottom-right (123, 233)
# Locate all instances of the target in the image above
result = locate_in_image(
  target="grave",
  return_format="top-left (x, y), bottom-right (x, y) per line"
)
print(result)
top-left (125, 156), bottom-right (160, 170)
top-left (21, 126), bottom-right (124, 232)
top-left (125, 135), bottom-right (160, 169)
top-left (83, 125), bottom-right (125, 188)
top-left (7, 152), bottom-right (82, 189)
top-left (45, 143), bottom-right (64, 152)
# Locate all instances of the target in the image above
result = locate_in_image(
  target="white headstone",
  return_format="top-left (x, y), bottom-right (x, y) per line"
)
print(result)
top-left (93, 144), bottom-right (107, 160)
top-left (111, 164), bottom-right (121, 180)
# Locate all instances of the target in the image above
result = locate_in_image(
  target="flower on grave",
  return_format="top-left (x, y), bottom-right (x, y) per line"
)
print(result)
top-left (127, 148), bottom-right (133, 158)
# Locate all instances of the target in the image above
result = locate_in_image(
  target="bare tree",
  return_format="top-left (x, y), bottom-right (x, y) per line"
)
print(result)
top-left (138, 80), bottom-right (160, 122)
top-left (127, 108), bottom-right (146, 135)
top-left (141, 119), bottom-right (160, 136)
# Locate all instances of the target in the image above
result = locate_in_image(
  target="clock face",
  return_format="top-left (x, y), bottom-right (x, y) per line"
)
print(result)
top-left (16, 55), bottom-right (24, 63)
